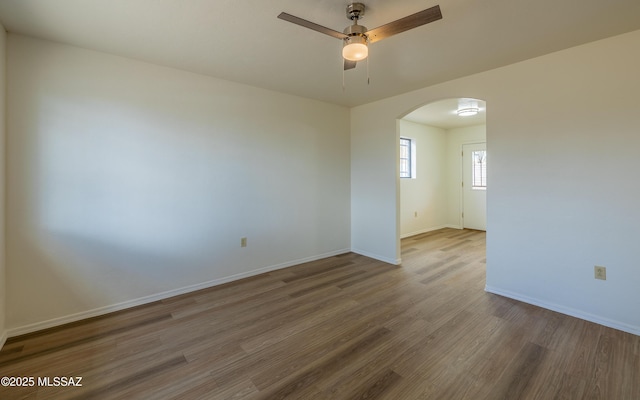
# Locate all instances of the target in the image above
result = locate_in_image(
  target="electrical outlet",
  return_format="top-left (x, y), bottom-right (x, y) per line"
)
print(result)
top-left (241, 237), bottom-right (247, 248)
top-left (594, 266), bottom-right (606, 280)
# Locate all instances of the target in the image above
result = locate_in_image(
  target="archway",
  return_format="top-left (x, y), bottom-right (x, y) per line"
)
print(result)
top-left (397, 98), bottom-right (487, 252)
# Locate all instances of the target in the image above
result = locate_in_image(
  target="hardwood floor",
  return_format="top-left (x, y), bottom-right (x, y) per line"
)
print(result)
top-left (1, 228), bottom-right (638, 399)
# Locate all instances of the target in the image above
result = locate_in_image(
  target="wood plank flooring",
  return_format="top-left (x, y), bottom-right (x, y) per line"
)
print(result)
top-left (1, 228), bottom-right (639, 399)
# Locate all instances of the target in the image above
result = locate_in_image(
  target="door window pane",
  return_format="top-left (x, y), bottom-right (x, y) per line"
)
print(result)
top-left (472, 150), bottom-right (486, 189)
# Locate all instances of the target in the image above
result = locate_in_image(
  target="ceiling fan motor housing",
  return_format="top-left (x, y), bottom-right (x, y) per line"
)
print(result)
top-left (344, 4), bottom-right (368, 48)
top-left (343, 24), bottom-right (367, 37)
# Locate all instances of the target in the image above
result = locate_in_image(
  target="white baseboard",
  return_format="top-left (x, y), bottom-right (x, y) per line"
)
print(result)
top-left (351, 247), bottom-right (400, 265)
top-left (353, 225), bottom-right (465, 265)
top-left (400, 225), bottom-right (447, 239)
top-left (400, 225), bottom-right (462, 239)
top-left (485, 285), bottom-right (640, 336)
top-left (0, 330), bottom-right (7, 349)
top-left (6, 248), bottom-right (351, 338)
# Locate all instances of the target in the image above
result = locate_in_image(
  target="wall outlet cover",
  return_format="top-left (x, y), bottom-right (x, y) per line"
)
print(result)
top-left (594, 266), bottom-right (606, 280)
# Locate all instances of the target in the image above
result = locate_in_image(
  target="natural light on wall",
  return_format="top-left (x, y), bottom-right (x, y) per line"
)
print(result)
top-left (37, 96), bottom-right (216, 259)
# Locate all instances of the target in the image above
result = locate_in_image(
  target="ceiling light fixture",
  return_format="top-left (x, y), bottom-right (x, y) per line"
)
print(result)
top-left (457, 99), bottom-right (479, 116)
top-left (457, 107), bottom-right (479, 116)
top-left (342, 35), bottom-right (368, 61)
top-left (342, 22), bottom-right (369, 62)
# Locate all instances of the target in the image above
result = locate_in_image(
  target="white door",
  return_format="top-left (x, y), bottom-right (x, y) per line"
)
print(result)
top-left (462, 143), bottom-right (487, 230)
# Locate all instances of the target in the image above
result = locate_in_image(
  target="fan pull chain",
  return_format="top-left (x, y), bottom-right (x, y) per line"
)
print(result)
top-left (342, 64), bottom-right (345, 91)
top-left (367, 55), bottom-right (370, 85)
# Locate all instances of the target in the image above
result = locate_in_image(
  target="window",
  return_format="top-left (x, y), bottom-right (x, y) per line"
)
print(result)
top-left (472, 150), bottom-right (487, 189)
top-left (399, 138), bottom-right (413, 178)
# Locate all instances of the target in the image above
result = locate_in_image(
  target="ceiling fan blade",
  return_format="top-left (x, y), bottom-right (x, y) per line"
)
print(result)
top-left (344, 60), bottom-right (357, 70)
top-left (365, 5), bottom-right (442, 44)
top-left (278, 12), bottom-right (348, 40)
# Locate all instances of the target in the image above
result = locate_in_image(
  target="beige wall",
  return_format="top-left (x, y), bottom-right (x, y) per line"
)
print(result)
top-left (6, 35), bottom-right (351, 334)
top-left (399, 120), bottom-right (447, 237)
top-left (5, 25), bottom-right (640, 339)
top-left (351, 30), bottom-right (640, 334)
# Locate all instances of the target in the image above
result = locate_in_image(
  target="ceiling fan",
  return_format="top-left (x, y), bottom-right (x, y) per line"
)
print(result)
top-left (278, 3), bottom-right (442, 70)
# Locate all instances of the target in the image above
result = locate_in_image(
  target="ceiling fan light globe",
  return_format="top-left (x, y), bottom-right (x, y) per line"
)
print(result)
top-left (343, 42), bottom-right (368, 61)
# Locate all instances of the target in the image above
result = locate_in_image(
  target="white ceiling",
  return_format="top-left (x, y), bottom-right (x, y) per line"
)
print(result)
top-left (0, 0), bottom-right (639, 107)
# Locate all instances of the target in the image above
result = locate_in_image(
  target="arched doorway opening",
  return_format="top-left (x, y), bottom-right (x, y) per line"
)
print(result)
top-left (397, 98), bottom-right (487, 241)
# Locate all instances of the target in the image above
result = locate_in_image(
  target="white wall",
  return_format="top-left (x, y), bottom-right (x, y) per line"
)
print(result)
top-left (446, 125), bottom-right (486, 227)
top-left (6, 35), bottom-right (351, 333)
top-left (399, 120), bottom-right (447, 238)
top-left (351, 108), bottom-right (401, 264)
top-left (0, 23), bottom-right (6, 346)
top-left (351, 29), bottom-right (640, 334)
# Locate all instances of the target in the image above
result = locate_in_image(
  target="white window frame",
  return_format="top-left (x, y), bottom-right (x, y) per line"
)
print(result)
top-left (399, 137), bottom-right (417, 179)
